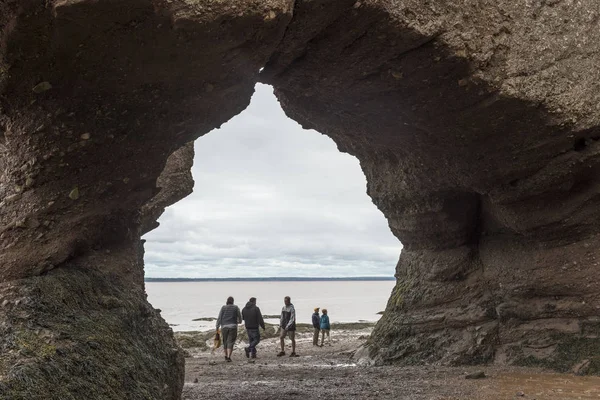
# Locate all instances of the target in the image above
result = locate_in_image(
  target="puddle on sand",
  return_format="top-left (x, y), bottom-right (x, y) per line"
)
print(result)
top-left (483, 372), bottom-right (600, 398)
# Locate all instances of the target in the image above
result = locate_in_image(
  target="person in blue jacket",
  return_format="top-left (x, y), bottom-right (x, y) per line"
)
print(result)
top-left (319, 309), bottom-right (331, 347)
top-left (312, 307), bottom-right (321, 346)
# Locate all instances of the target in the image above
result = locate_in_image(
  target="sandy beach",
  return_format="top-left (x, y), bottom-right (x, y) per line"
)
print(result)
top-left (175, 324), bottom-right (600, 400)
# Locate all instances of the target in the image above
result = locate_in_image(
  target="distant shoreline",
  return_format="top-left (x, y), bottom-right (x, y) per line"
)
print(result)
top-left (145, 276), bottom-right (395, 282)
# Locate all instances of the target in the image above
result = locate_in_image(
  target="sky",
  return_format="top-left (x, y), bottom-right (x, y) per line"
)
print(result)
top-left (142, 84), bottom-right (402, 278)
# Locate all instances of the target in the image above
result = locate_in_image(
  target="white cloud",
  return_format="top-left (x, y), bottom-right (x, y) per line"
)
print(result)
top-left (143, 84), bottom-right (402, 278)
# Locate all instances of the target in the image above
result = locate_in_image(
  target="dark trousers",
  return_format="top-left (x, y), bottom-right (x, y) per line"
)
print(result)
top-left (247, 328), bottom-right (260, 354)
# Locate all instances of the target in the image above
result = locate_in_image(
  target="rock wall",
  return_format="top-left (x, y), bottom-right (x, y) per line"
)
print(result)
top-left (262, 0), bottom-right (600, 371)
top-left (0, 0), bottom-right (293, 398)
top-left (1, 0), bottom-right (600, 398)
top-left (141, 142), bottom-right (195, 235)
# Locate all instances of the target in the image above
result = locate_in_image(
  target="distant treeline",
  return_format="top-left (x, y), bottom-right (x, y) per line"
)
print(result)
top-left (144, 276), bottom-right (395, 282)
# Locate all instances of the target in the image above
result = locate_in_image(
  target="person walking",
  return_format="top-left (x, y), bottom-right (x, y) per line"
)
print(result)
top-left (216, 296), bottom-right (242, 362)
top-left (241, 297), bottom-right (265, 359)
top-left (312, 307), bottom-right (321, 346)
top-left (277, 296), bottom-right (298, 357)
top-left (319, 308), bottom-right (331, 347)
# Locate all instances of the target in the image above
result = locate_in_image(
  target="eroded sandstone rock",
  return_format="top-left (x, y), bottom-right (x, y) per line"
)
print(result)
top-left (0, 0), bottom-right (293, 398)
top-left (141, 142), bottom-right (195, 235)
top-left (262, 0), bottom-right (600, 370)
top-left (1, 0), bottom-right (600, 398)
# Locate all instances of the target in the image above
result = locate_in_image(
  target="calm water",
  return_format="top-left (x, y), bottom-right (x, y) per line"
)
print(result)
top-left (145, 281), bottom-right (395, 332)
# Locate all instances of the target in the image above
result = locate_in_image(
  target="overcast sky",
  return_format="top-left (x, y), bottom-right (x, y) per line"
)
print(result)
top-left (143, 84), bottom-right (402, 278)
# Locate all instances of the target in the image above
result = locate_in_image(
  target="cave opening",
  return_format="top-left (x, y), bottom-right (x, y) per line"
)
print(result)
top-left (3, 0), bottom-right (600, 398)
top-left (142, 83), bottom-right (401, 331)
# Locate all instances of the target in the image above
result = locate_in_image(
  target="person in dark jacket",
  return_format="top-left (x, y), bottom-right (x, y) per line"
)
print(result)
top-left (241, 297), bottom-right (265, 359)
top-left (312, 307), bottom-right (321, 346)
top-left (216, 296), bottom-right (242, 362)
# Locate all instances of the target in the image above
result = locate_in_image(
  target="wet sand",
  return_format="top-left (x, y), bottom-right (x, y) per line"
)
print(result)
top-left (180, 328), bottom-right (600, 399)
top-left (487, 372), bottom-right (600, 399)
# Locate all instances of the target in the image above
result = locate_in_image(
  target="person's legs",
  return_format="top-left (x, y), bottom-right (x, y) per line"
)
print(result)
top-left (228, 328), bottom-right (238, 359)
top-left (221, 327), bottom-right (230, 359)
top-left (248, 329), bottom-right (259, 356)
top-left (278, 328), bottom-right (286, 355)
top-left (325, 329), bottom-right (331, 345)
top-left (290, 331), bottom-right (296, 355)
top-left (244, 328), bottom-right (252, 358)
top-left (313, 328), bottom-right (320, 346)
top-left (254, 330), bottom-right (261, 356)
top-left (320, 329), bottom-right (325, 346)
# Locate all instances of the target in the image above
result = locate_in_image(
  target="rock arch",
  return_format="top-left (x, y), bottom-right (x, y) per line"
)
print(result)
top-left (1, 0), bottom-right (600, 398)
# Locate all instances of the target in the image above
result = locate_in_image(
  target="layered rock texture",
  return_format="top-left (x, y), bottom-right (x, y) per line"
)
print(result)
top-left (1, 0), bottom-right (600, 398)
top-left (262, 0), bottom-right (600, 373)
top-left (0, 0), bottom-right (294, 398)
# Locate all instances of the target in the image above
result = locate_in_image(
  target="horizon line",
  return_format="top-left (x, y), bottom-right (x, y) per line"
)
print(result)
top-left (144, 276), bottom-right (396, 282)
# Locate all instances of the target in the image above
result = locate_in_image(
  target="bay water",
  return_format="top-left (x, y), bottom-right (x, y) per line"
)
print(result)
top-left (145, 280), bottom-right (395, 332)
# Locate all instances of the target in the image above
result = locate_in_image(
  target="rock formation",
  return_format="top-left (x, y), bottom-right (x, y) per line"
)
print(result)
top-left (1, 0), bottom-right (600, 398)
top-left (0, 0), bottom-right (293, 398)
top-left (262, 0), bottom-right (600, 372)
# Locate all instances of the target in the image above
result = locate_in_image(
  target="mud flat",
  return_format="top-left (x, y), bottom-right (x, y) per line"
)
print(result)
top-left (176, 325), bottom-right (600, 399)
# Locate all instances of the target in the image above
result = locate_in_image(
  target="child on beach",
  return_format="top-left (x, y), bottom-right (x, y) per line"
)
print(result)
top-left (319, 309), bottom-right (331, 346)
